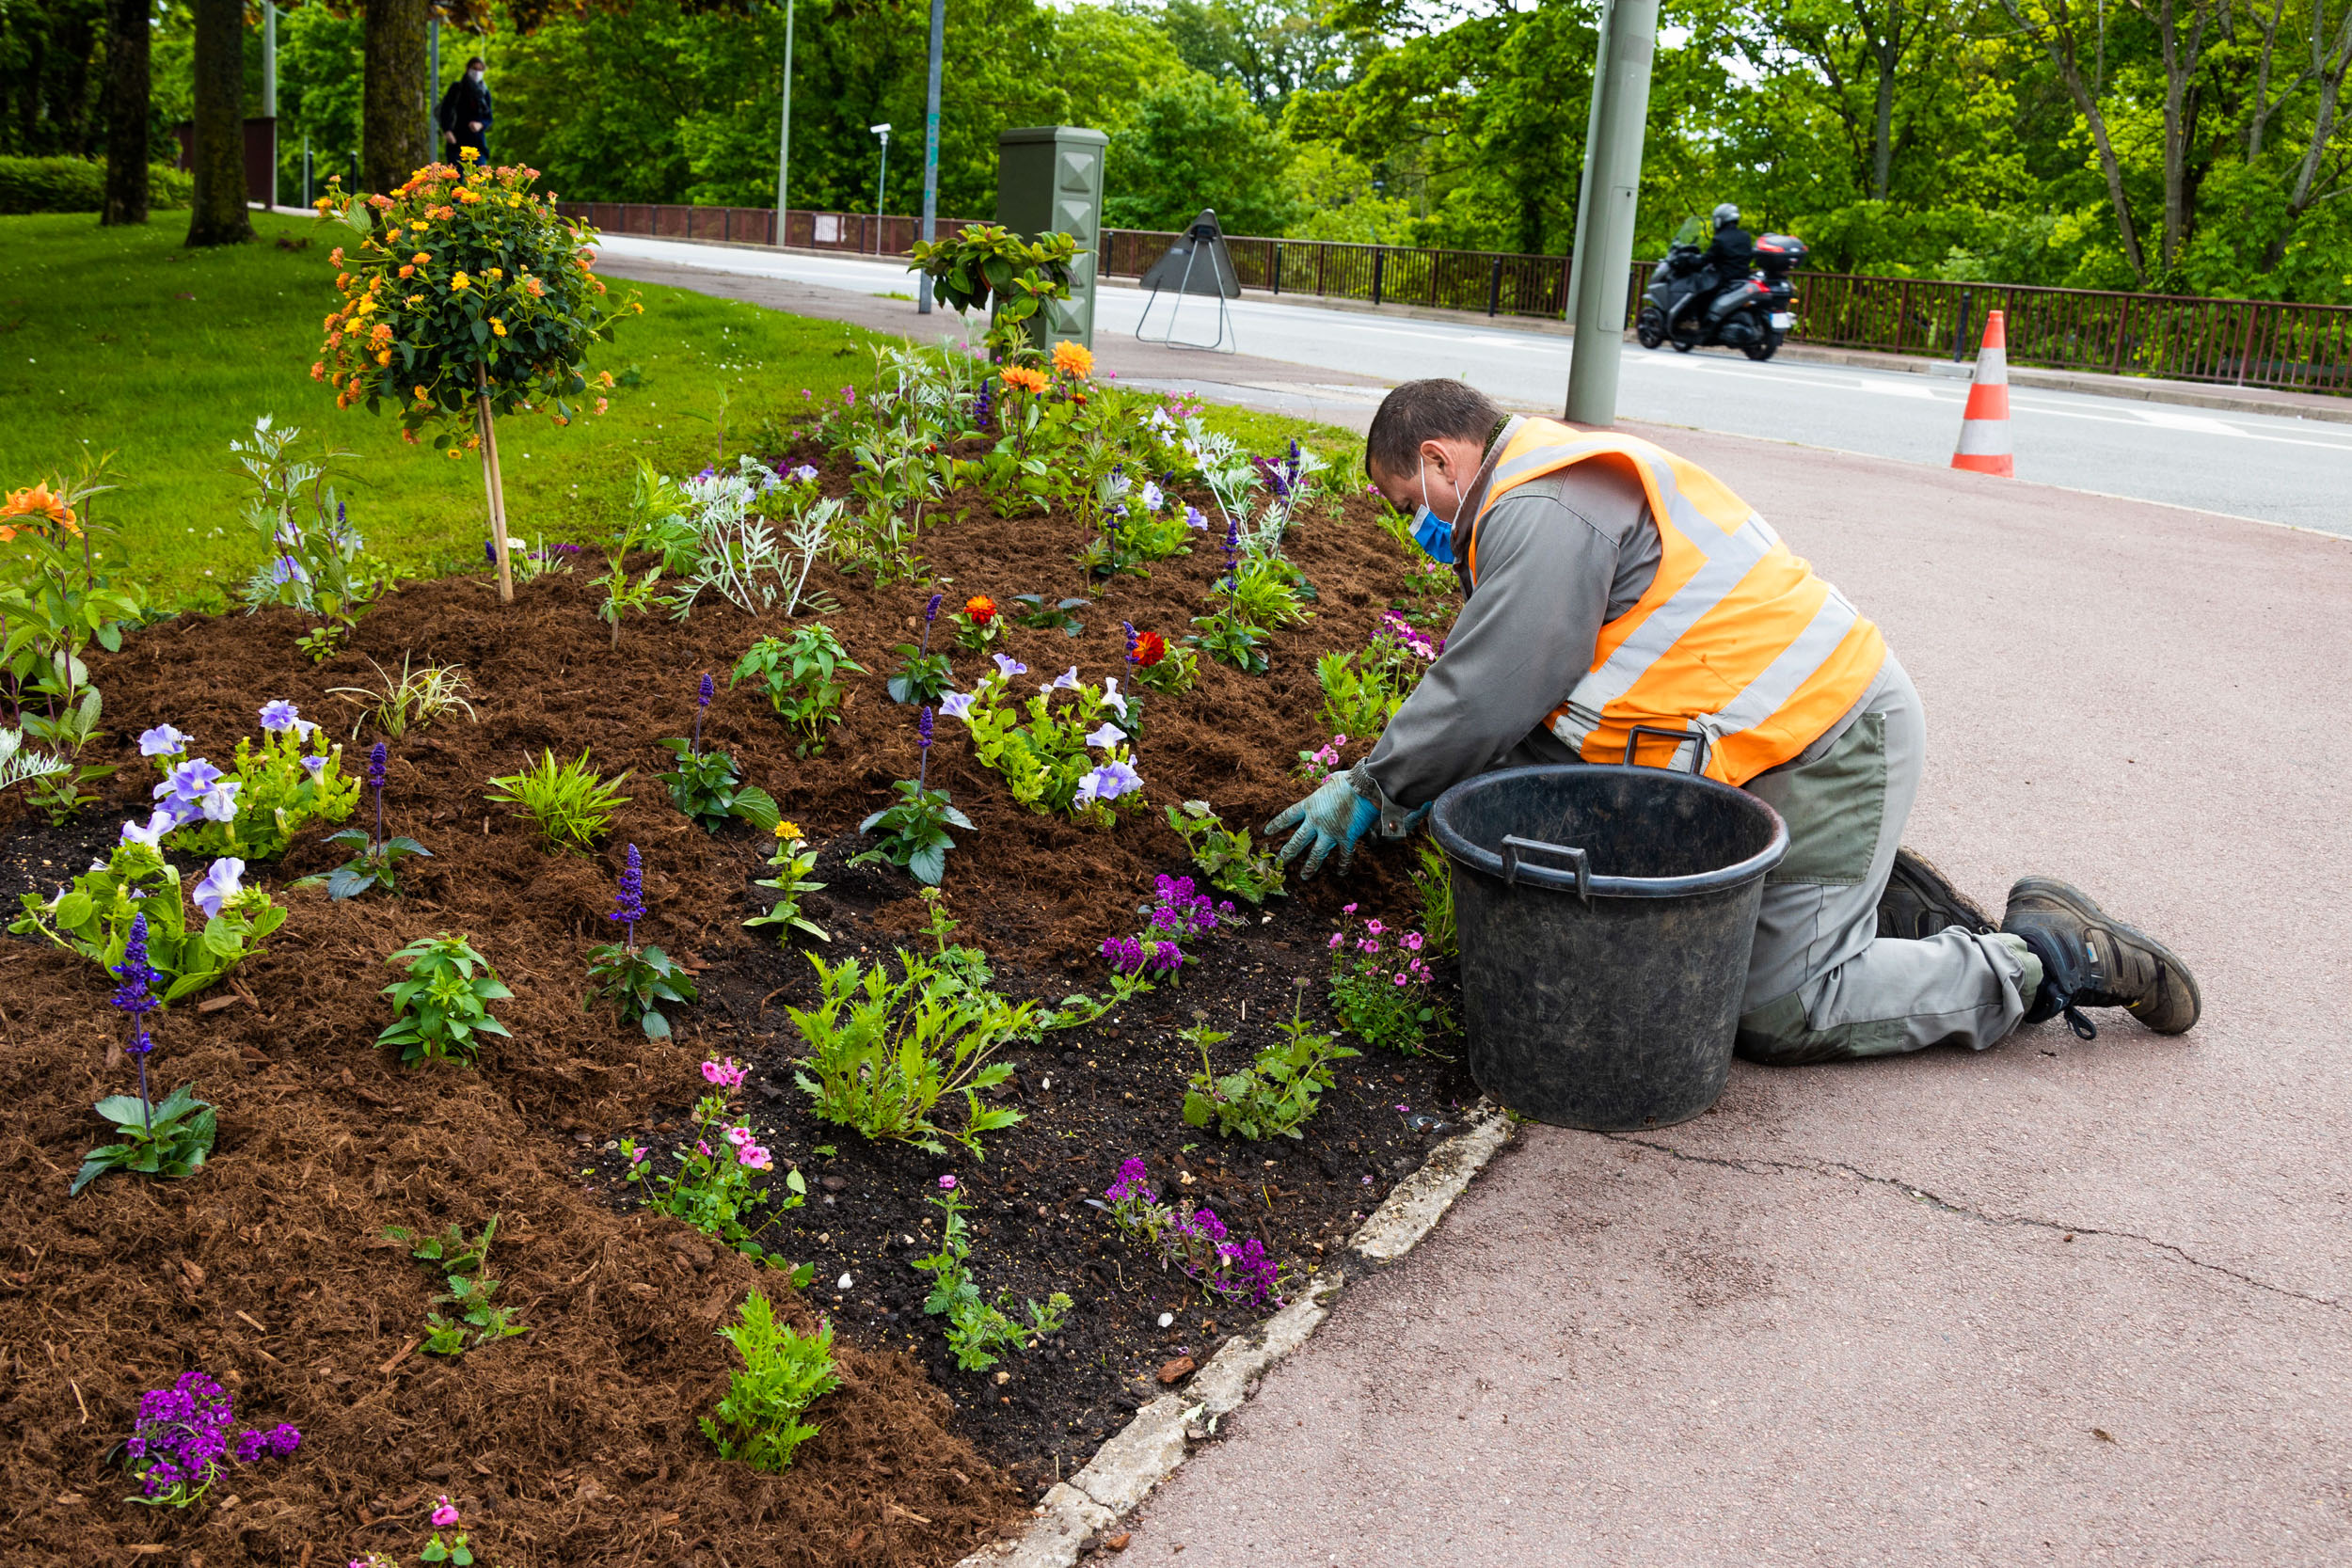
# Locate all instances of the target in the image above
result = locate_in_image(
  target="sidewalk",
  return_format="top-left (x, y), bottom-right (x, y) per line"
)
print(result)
top-left (1102, 429), bottom-right (2352, 1566)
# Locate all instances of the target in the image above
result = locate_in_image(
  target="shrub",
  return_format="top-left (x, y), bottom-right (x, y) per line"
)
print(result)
top-left (912, 1177), bottom-right (1071, 1370)
top-left (485, 747), bottom-right (629, 851)
top-left (732, 626), bottom-right (862, 757)
top-left (787, 946), bottom-right (1036, 1158)
top-left (0, 156), bottom-right (190, 214)
top-left (380, 931), bottom-right (513, 1066)
top-left (701, 1291), bottom-right (841, 1473)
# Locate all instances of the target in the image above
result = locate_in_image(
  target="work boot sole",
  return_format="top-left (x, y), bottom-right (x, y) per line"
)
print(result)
top-left (2005, 877), bottom-right (2201, 1036)
top-left (1878, 847), bottom-right (1997, 941)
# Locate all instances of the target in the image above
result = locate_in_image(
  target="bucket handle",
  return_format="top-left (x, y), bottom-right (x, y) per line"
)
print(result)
top-left (1624, 723), bottom-right (1710, 775)
top-left (1502, 834), bottom-right (1592, 902)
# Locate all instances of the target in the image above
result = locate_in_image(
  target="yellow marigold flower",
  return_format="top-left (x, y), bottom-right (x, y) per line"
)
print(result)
top-left (459, 146), bottom-right (480, 164)
top-left (406, 294), bottom-right (423, 307)
top-left (775, 819), bottom-right (804, 842)
top-left (448, 446), bottom-right (465, 460)
top-left (486, 267), bottom-right (503, 280)
top-left (355, 297), bottom-right (376, 315)
top-left (452, 272), bottom-right (471, 292)
top-left (386, 228), bottom-right (402, 243)
top-left (375, 349), bottom-right (392, 366)
top-left (1051, 340), bottom-right (1094, 378)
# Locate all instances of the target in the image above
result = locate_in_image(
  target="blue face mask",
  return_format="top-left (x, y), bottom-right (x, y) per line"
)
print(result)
top-left (1410, 506), bottom-right (1454, 564)
top-left (1411, 458), bottom-right (1457, 565)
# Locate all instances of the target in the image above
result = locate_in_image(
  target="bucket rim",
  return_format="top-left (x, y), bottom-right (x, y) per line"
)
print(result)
top-left (1429, 763), bottom-right (1789, 899)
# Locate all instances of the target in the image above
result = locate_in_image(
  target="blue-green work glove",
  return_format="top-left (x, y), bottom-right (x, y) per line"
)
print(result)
top-left (1267, 774), bottom-right (1379, 879)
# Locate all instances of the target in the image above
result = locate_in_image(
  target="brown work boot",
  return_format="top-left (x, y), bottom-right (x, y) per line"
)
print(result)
top-left (1877, 847), bottom-right (1997, 940)
top-left (2002, 877), bottom-right (2201, 1039)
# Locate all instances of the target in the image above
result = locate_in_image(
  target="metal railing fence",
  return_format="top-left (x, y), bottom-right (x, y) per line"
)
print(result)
top-left (564, 202), bottom-right (2352, 397)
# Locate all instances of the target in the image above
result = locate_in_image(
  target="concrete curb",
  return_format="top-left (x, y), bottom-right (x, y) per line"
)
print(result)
top-left (954, 1101), bottom-right (1515, 1566)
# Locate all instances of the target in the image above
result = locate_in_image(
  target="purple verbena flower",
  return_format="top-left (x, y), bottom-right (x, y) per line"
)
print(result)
top-left (698, 672), bottom-right (714, 708)
top-left (365, 741), bottom-right (389, 789)
top-left (112, 913), bottom-right (161, 1021)
top-left (1101, 935), bottom-right (1145, 974)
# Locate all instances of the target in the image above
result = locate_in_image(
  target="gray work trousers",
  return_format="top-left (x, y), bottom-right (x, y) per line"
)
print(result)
top-left (1731, 653), bottom-right (2039, 1064)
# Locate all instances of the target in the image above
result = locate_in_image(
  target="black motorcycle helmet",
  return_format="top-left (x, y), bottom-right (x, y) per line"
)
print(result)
top-left (1712, 203), bottom-right (1740, 231)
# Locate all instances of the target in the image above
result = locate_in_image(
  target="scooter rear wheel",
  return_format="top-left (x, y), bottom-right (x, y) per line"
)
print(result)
top-left (1741, 332), bottom-right (1781, 362)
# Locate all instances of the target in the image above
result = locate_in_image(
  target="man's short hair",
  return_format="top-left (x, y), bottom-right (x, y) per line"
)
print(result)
top-left (1366, 379), bottom-right (1502, 479)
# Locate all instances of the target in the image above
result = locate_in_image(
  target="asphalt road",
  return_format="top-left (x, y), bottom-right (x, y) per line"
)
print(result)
top-left (595, 234), bottom-right (2352, 538)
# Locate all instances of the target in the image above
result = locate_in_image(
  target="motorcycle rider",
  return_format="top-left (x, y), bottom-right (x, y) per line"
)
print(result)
top-left (1672, 203), bottom-right (1754, 331)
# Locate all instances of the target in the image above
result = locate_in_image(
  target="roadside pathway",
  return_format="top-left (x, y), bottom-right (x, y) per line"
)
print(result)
top-left (1102, 427), bottom-right (2352, 1566)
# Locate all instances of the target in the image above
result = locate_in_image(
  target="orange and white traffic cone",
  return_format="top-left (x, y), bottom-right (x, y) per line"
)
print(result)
top-left (1950, 309), bottom-right (2013, 477)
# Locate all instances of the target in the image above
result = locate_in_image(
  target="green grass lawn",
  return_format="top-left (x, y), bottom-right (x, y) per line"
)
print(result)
top-left (0, 210), bottom-right (1361, 608)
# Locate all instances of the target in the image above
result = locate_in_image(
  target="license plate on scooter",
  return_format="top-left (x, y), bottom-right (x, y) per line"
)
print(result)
top-left (1770, 311), bottom-right (1794, 329)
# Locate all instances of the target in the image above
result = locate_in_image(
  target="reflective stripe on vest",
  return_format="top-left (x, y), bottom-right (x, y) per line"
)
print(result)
top-left (1466, 422), bottom-right (1885, 786)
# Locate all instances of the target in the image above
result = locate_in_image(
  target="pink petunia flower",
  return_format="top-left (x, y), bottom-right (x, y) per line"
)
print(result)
top-left (1403, 933), bottom-right (1423, 952)
top-left (1327, 932), bottom-right (1343, 949)
top-left (739, 1145), bottom-right (773, 1171)
top-left (432, 1496), bottom-right (460, 1528)
top-left (726, 1126), bottom-right (754, 1148)
top-left (939, 1174), bottom-right (958, 1190)
top-left (1366, 919), bottom-right (1384, 936)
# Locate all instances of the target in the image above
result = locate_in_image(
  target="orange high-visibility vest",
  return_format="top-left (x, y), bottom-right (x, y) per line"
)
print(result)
top-left (1466, 421), bottom-right (1885, 785)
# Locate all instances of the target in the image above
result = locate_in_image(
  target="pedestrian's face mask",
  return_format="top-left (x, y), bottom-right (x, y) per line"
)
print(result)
top-left (1410, 453), bottom-right (1456, 565)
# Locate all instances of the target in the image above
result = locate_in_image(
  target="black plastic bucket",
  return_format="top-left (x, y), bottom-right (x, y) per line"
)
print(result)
top-left (1430, 763), bottom-right (1788, 1131)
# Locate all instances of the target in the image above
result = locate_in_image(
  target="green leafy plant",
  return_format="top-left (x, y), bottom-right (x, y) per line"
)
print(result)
top-left (72, 1081), bottom-right (217, 1197)
top-left (1328, 910), bottom-right (1454, 1055)
top-left (854, 778), bottom-right (975, 888)
top-left (1167, 799), bottom-right (1287, 905)
top-left (1009, 593), bottom-right (1089, 636)
top-left (732, 626), bottom-right (863, 757)
top-left (1411, 837), bottom-right (1457, 959)
top-left (911, 1179), bottom-right (1072, 1370)
top-left (952, 666), bottom-right (1146, 825)
top-left (787, 946), bottom-right (1037, 1158)
top-left (229, 414), bottom-right (392, 660)
top-left (379, 931), bottom-right (513, 1067)
top-left (658, 741), bottom-right (779, 833)
top-left (586, 943), bottom-right (698, 1039)
top-left (746, 820), bottom-right (833, 944)
top-left (700, 1290), bottom-right (841, 1473)
top-left (12, 841), bottom-right (285, 1004)
top-left (0, 455), bottom-right (145, 823)
top-left (1182, 994), bottom-right (1359, 1141)
top-left (382, 1215), bottom-right (531, 1356)
top-left (0, 725), bottom-right (71, 802)
top-left (485, 748), bottom-right (629, 852)
top-left (621, 1056), bottom-right (811, 1273)
top-left (148, 710), bottom-right (360, 863)
top-left (1124, 627), bottom-right (1200, 695)
top-left (328, 655), bottom-right (478, 739)
top-left (887, 641), bottom-right (957, 705)
top-left (949, 593), bottom-right (1005, 651)
top-left (906, 222), bottom-right (1079, 362)
top-left (595, 460), bottom-right (679, 647)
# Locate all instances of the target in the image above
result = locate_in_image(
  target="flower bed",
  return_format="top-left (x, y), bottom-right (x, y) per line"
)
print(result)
top-left (0, 373), bottom-right (1475, 1566)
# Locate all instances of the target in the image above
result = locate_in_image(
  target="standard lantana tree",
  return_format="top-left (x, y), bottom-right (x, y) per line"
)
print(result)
top-left (313, 150), bottom-right (638, 602)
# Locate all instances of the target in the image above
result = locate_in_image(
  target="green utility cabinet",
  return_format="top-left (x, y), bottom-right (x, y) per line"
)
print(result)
top-left (995, 125), bottom-right (1107, 354)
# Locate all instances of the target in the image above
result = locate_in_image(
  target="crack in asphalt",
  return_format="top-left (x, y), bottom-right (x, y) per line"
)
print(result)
top-left (1603, 1132), bottom-right (2346, 1316)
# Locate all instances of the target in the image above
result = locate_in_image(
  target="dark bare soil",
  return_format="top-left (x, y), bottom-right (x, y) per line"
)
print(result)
top-left (0, 452), bottom-right (1469, 1567)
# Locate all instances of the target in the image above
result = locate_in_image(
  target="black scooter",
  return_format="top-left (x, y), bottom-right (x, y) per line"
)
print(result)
top-left (1635, 224), bottom-right (1807, 361)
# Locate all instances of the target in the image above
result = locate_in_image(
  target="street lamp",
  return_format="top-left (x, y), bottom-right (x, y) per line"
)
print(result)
top-left (869, 123), bottom-right (891, 254)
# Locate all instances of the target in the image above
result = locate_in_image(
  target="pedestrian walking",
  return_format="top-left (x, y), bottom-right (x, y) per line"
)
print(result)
top-left (437, 56), bottom-right (494, 162)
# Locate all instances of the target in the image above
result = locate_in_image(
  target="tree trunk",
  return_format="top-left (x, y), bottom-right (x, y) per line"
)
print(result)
top-left (101, 0), bottom-right (151, 226)
top-left (1998, 0), bottom-right (2147, 283)
top-left (183, 0), bottom-right (251, 246)
top-left (363, 0), bottom-right (433, 198)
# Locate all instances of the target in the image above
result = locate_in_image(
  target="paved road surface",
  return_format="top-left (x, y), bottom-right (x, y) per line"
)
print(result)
top-left (594, 234), bottom-right (2352, 537)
